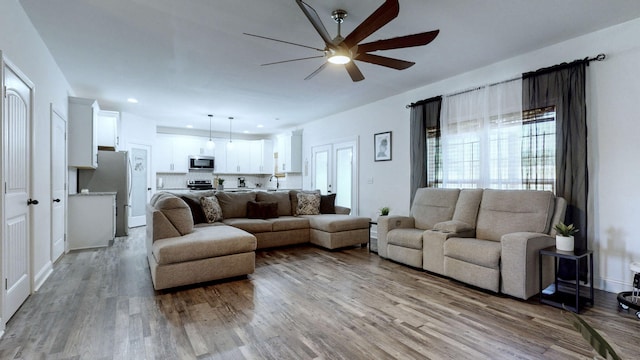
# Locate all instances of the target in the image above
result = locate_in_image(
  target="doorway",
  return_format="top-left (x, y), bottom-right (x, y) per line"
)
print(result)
top-left (50, 105), bottom-right (66, 261)
top-left (311, 138), bottom-right (359, 214)
top-left (128, 143), bottom-right (151, 227)
top-left (2, 57), bottom-right (34, 322)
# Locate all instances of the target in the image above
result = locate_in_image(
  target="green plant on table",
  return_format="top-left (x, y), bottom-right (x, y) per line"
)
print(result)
top-left (380, 206), bottom-right (390, 216)
top-left (218, 178), bottom-right (225, 185)
top-left (555, 222), bottom-right (579, 237)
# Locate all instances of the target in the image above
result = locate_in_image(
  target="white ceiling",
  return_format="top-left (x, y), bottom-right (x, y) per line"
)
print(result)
top-left (19, 0), bottom-right (640, 135)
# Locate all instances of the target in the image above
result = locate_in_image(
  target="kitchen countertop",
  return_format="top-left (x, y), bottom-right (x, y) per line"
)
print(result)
top-left (70, 192), bottom-right (117, 196)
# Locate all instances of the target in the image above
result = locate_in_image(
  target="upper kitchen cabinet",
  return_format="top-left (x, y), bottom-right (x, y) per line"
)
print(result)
top-left (276, 131), bottom-right (302, 173)
top-left (250, 139), bottom-right (274, 174)
top-left (154, 134), bottom-right (193, 173)
top-left (68, 96), bottom-right (99, 168)
top-left (97, 110), bottom-right (120, 150)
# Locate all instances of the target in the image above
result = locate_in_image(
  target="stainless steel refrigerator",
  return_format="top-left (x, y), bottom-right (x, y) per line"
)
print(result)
top-left (78, 150), bottom-right (130, 236)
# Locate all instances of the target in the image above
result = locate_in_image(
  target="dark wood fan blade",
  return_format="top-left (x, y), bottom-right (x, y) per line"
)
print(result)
top-left (342, 0), bottom-right (399, 49)
top-left (296, 0), bottom-right (335, 48)
top-left (261, 55), bottom-right (325, 66)
top-left (345, 61), bottom-right (365, 82)
top-left (355, 53), bottom-right (414, 70)
top-left (304, 62), bottom-right (329, 80)
top-left (244, 33), bottom-right (325, 52)
top-left (357, 30), bottom-right (439, 53)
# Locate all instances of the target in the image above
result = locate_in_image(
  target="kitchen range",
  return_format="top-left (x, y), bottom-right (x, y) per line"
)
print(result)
top-left (186, 179), bottom-right (214, 190)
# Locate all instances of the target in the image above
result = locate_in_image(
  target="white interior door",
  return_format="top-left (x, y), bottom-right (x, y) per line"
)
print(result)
top-left (2, 58), bottom-right (33, 322)
top-left (128, 143), bottom-right (151, 227)
top-left (50, 105), bottom-right (66, 260)
top-left (311, 139), bottom-right (359, 214)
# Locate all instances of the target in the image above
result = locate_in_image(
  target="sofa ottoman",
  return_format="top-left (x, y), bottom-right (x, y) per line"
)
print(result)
top-left (303, 214), bottom-right (370, 249)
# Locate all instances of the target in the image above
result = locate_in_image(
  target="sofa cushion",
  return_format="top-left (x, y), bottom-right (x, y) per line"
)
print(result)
top-left (200, 196), bottom-right (224, 223)
top-left (180, 196), bottom-right (208, 224)
top-left (256, 191), bottom-right (292, 216)
top-left (452, 189), bottom-right (483, 227)
top-left (411, 188), bottom-right (460, 230)
top-left (215, 191), bottom-right (256, 218)
top-left (297, 192), bottom-right (321, 215)
top-left (320, 194), bottom-right (336, 214)
top-left (247, 201), bottom-right (278, 219)
top-left (475, 189), bottom-right (555, 241)
top-left (270, 216), bottom-right (310, 231)
top-left (387, 228), bottom-right (424, 250)
top-left (444, 238), bottom-right (502, 268)
top-left (302, 214), bottom-right (369, 233)
top-left (290, 190), bottom-right (320, 215)
top-left (152, 225), bottom-right (256, 265)
top-left (222, 218), bottom-right (272, 233)
top-left (155, 194), bottom-right (193, 235)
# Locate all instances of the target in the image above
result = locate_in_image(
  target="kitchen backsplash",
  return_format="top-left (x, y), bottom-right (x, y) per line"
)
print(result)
top-left (156, 172), bottom-right (302, 190)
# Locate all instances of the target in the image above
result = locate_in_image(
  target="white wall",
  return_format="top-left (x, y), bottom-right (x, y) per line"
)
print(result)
top-left (0, 0), bottom-right (73, 303)
top-left (301, 18), bottom-right (640, 293)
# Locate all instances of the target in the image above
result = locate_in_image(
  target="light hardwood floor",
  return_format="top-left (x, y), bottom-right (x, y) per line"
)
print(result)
top-left (0, 227), bottom-right (639, 359)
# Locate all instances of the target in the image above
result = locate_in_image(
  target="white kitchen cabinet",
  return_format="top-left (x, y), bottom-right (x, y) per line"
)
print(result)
top-left (68, 193), bottom-right (116, 250)
top-left (68, 96), bottom-right (99, 168)
top-left (250, 139), bottom-right (274, 174)
top-left (154, 134), bottom-right (189, 173)
top-left (276, 131), bottom-right (302, 173)
top-left (224, 139), bottom-right (251, 173)
top-left (97, 110), bottom-right (120, 150)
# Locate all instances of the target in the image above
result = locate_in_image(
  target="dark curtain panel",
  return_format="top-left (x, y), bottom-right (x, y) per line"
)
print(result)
top-left (409, 96), bottom-right (442, 205)
top-left (523, 60), bottom-right (588, 280)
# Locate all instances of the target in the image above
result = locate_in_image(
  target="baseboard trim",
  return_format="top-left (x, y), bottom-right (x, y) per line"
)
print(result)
top-left (33, 261), bottom-right (53, 292)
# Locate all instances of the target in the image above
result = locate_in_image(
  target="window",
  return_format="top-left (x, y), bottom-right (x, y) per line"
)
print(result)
top-left (430, 79), bottom-right (557, 192)
top-left (521, 106), bottom-right (556, 192)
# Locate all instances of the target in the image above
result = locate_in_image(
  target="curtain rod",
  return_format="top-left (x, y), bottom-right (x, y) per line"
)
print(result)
top-left (406, 53), bottom-right (606, 109)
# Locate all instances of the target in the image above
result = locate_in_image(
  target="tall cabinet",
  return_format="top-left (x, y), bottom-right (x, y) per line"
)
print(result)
top-left (68, 96), bottom-right (99, 168)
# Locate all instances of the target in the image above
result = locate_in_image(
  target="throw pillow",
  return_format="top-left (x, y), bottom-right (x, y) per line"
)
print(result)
top-left (256, 191), bottom-right (292, 216)
top-left (296, 192), bottom-right (320, 215)
top-left (200, 196), bottom-right (224, 223)
top-left (246, 201), bottom-right (279, 219)
top-left (290, 189), bottom-right (320, 216)
top-left (320, 193), bottom-right (336, 214)
top-left (180, 196), bottom-right (207, 224)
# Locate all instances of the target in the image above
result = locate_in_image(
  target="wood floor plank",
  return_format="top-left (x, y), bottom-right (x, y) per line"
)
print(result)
top-left (1, 226), bottom-right (639, 359)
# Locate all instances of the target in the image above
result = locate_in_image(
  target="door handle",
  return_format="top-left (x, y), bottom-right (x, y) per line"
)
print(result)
top-left (147, 187), bottom-right (151, 191)
top-left (27, 199), bottom-right (39, 205)
top-left (53, 198), bottom-right (61, 203)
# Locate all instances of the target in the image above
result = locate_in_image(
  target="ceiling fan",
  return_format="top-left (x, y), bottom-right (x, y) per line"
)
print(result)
top-left (244, 0), bottom-right (439, 82)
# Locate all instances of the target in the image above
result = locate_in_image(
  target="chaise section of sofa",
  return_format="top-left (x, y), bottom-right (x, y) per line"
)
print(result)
top-left (146, 192), bottom-right (257, 290)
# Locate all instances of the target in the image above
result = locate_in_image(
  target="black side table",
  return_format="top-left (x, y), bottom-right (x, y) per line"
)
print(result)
top-left (369, 221), bottom-right (377, 253)
top-left (539, 246), bottom-right (594, 313)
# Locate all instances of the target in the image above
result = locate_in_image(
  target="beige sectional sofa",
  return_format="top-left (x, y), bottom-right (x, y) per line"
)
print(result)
top-left (147, 190), bottom-right (370, 290)
top-left (377, 188), bottom-right (567, 300)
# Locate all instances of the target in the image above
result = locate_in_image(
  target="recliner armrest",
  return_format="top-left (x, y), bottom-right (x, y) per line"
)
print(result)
top-left (376, 215), bottom-right (414, 258)
top-left (500, 232), bottom-right (555, 300)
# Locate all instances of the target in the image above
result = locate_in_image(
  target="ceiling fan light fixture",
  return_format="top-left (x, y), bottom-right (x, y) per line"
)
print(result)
top-left (328, 54), bottom-right (351, 64)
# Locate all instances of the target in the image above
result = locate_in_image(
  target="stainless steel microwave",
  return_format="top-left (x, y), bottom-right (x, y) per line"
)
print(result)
top-left (189, 155), bottom-right (215, 170)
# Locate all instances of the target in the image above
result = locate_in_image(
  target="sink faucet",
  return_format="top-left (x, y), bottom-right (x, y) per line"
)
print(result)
top-left (269, 175), bottom-right (279, 189)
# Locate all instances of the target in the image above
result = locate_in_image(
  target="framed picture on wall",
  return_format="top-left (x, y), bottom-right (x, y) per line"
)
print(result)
top-left (374, 131), bottom-right (392, 161)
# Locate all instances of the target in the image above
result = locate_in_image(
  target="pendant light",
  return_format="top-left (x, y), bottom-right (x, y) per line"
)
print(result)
top-left (227, 117), bottom-right (234, 149)
top-left (206, 114), bottom-right (215, 149)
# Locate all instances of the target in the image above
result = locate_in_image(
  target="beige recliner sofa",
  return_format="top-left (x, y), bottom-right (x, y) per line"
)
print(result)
top-left (378, 188), bottom-right (566, 300)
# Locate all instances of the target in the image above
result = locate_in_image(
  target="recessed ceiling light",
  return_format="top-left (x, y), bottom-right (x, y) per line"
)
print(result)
top-left (186, 125), bottom-right (193, 128)
top-left (257, 124), bottom-right (264, 128)
top-left (127, 98), bottom-right (139, 104)
top-left (243, 130), bottom-right (250, 134)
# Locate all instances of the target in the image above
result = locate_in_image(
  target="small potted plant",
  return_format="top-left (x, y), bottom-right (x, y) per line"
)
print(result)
top-left (380, 206), bottom-right (390, 216)
top-left (217, 178), bottom-right (225, 190)
top-left (554, 222), bottom-right (579, 251)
